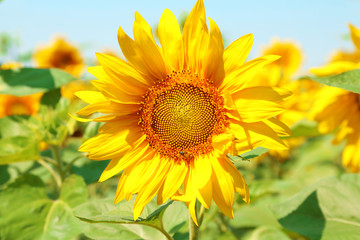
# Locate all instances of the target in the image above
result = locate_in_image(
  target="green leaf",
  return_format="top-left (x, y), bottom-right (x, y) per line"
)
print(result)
top-left (0, 165), bottom-right (10, 185)
top-left (40, 88), bottom-right (61, 108)
top-left (228, 147), bottom-right (269, 162)
top-left (0, 174), bottom-right (87, 240)
top-left (288, 119), bottom-right (319, 138)
top-left (245, 226), bottom-right (291, 240)
top-left (310, 68), bottom-right (360, 94)
top-left (271, 173), bottom-right (360, 240)
top-left (74, 198), bottom-right (175, 240)
top-left (0, 116), bottom-right (42, 164)
top-left (0, 68), bottom-right (76, 96)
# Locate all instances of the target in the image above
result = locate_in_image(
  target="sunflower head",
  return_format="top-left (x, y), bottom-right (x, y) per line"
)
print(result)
top-left (0, 62), bottom-right (42, 118)
top-left (75, 0), bottom-right (291, 223)
top-left (33, 37), bottom-right (84, 77)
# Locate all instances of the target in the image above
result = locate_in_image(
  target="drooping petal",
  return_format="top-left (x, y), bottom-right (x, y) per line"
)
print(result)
top-left (98, 139), bottom-right (150, 182)
top-left (133, 156), bottom-right (173, 220)
top-left (192, 154), bottom-right (212, 209)
top-left (210, 155), bottom-right (235, 219)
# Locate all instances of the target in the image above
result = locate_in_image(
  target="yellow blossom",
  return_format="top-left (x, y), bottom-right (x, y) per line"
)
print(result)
top-left (74, 0), bottom-right (291, 223)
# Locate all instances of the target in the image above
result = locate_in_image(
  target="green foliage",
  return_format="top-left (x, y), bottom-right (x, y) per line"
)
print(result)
top-left (0, 116), bottom-right (42, 164)
top-left (0, 68), bottom-right (76, 96)
top-left (229, 147), bottom-right (269, 163)
top-left (289, 119), bottom-right (319, 138)
top-left (271, 173), bottom-right (360, 240)
top-left (310, 68), bottom-right (360, 94)
top-left (74, 198), bottom-right (179, 240)
top-left (0, 174), bottom-right (88, 240)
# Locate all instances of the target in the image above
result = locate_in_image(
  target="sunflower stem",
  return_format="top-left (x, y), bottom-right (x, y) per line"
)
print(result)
top-left (189, 202), bottom-right (200, 240)
top-left (37, 158), bottom-right (61, 189)
top-left (50, 145), bottom-right (65, 184)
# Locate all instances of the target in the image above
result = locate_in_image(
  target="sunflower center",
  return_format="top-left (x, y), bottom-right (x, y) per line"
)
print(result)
top-left (139, 70), bottom-right (228, 162)
top-left (8, 102), bottom-right (30, 116)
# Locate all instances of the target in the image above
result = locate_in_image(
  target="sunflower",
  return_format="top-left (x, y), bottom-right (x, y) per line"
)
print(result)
top-left (310, 23), bottom-right (360, 172)
top-left (61, 80), bottom-right (92, 102)
top-left (33, 37), bottom-right (84, 77)
top-left (74, 0), bottom-right (291, 223)
top-left (0, 62), bottom-right (42, 118)
top-left (250, 40), bottom-right (319, 161)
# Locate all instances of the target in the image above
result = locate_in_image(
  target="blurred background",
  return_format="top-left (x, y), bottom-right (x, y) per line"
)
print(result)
top-left (2, 0), bottom-right (360, 72)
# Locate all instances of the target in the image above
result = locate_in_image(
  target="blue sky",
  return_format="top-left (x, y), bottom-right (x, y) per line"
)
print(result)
top-left (1, 0), bottom-right (360, 74)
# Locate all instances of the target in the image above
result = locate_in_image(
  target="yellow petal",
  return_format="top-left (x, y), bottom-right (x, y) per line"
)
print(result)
top-left (233, 98), bottom-right (285, 123)
top-left (158, 9), bottom-right (184, 71)
top-left (221, 55), bottom-right (281, 94)
top-left (222, 157), bottom-right (250, 203)
top-left (192, 155), bottom-right (212, 209)
top-left (133, 156), bottom-right (172, 220)
top-left (210, 155), bottom-right (234, 219)
top-left (115, 153), bottom-right (158, 203)
top-left (157, 160), bottom-right (188, 204)
top-left (310, 61), bottom-right (360, 77)
top-left (224, 33), bottom-right (254, 74)
top-left (264, 118), bottom-right (292, 137)
top-left (230, 119), bottom-right (288, 150)
top-left (98, 139), bottom-right (149, 182)
top-left (204, 17), bottom-right (224, 86)
top-left (133, 20), bottom-right (167, 80)
top-left (95, 53), bottom-right (151, 89)
top-left (349, 23), bottom-right (360, 51)
top-left (117, 26), bottom-right (158, 79)
top-left (232, 86), bottom-right (292, 103)
top-left (182, 0), bottom-right (209, 73)
top-left (75, 91), bottom-right (107, 104)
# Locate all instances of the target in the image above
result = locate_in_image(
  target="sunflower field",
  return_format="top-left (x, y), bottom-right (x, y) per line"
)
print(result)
top-left (1, 1), bottom-right (360, 240)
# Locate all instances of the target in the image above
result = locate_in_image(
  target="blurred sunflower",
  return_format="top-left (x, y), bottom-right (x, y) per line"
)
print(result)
top-left (0, 62), bottom-right (42, 118)
top-left (75, 0), bottom-right (291, 223)
top-left (61, 80), bottom-right (92, 102)
top-left (250, 40), bottom-right (319, 161)
top-left (311, 23), bottom-right (360, 172)
top-left (33, 37), bottom-right (84, 78)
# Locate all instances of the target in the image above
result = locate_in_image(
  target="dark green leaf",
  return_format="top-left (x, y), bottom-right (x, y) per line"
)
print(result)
top-left (40, 88), bottom-right (61, 108)
top-left (0, 68), bottom-right (76, 96)
top-left (271, 173), bottom-right (360, 240)
top-left (310, 68), bottom-right (360, 94)
top-left (0, 174), bottom-right (87, 240)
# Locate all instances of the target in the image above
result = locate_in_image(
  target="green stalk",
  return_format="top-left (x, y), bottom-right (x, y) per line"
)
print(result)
top-left (50, 145), bottom-right (65, 183)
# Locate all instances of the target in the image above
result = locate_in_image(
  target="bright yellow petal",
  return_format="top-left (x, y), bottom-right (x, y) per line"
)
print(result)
top-left (222, 157), bottom-right (250, 203)
top-left (158, 9), bottom-right (184, 71)
top-left (192, 154), bottom-right (212, 209)
top-left (203, 17), bottom-right (224, 86)
top-left (221, 55), bottom-right (281, 94)
top-left (133, 18), bottom-right (167, 80)
top-left (232, 86), bottom-right (292, 103)
top-left (349, 23), bottom-right (360, 51)
top-left (264, 118), bottom-right (292, 137)
top-left (157, 160), bottom-right (188, 204)
top-left (75, 91), bottom-right (107, 104)
top-left (133, 156), bottom-right (172, 220)
top-left (310, 61), bottom-right (360, 77)
top-left (98, 139), bottom-right (149, 182)
top-left (230, 119), bottom-right (288, 150)
top-left (210, 155), bottom-right (234, 219)
top-left (224, 33), bottom-right (254, 74)
top-left (182, 0), bottom-right (209, 73)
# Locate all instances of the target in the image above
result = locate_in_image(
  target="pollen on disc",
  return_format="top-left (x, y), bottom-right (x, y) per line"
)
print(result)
top-left (152, 84), bottom-right (216, 149)
top-left (139, 70), bottom-right (228, 162)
